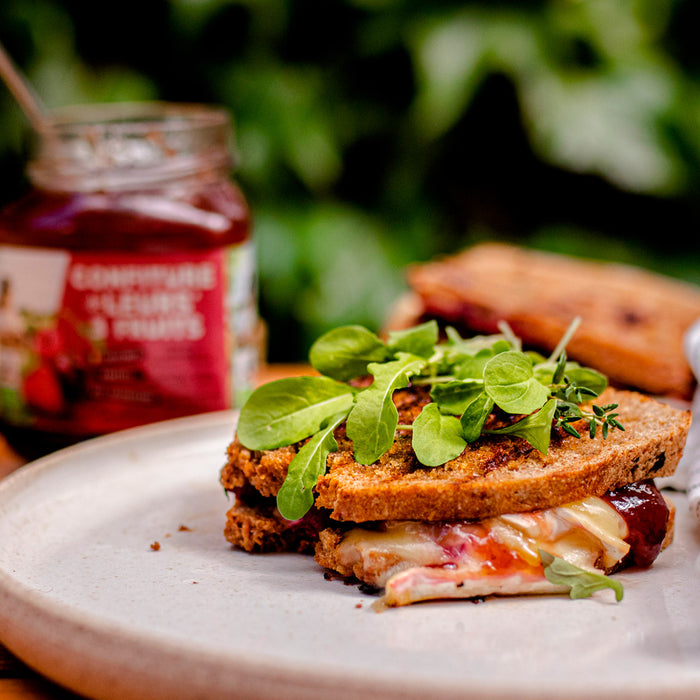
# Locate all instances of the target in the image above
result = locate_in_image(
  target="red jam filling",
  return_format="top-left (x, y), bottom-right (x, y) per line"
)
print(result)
top-left (0, 184), bottom-right (249, 251)
top-left (602, 480), bottom-right (670, 569)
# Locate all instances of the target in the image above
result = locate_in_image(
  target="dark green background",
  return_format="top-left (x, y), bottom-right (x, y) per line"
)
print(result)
top-left (1, 0), bottom-right (699, 361)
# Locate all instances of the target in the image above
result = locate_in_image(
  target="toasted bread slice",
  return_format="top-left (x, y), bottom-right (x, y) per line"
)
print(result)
top-left (222, 387), bottom-right (691, 523)
top-left (224, 498), bottom-right (322, 554)
top-left (222, 442), bottom-right (294, 499)
top-left (403, 243), bottom-right (700, 399)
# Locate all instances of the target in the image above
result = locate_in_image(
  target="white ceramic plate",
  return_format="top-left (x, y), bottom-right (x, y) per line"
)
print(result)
top-left (0, 412), bottom-right (699, 700)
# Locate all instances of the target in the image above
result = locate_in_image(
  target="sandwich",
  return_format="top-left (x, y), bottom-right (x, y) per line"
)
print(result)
top-left (388, 242), bottom-right (700, 400)
top-left (221, 320), bottom-right (691, 607)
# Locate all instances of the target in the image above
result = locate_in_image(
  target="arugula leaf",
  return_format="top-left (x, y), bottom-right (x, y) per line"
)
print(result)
top-left (240, 319), bottom-right (625, 519)
top-left (308, 325), bottom-right (390, 381)
top-left (387, 320), bottom-right (439, 359)
top-left (553, 349), bottom-right (568, 384)
top-left (561, 367), bottom-right (608, 395)
top-left (430, 380), bottom-right (484, 415)
top-left (486, 398), bottom-right (557, 454)
top-left (346, 353), bottom-right (426, 464)
top-left (431, 330), bottom-right (508, 375)
top-left (484, 351), bottom-right (550, 414)
top-left (539, 550), bottom-right (624, 601)
top-left (412, 403), bottom-right (466, 466)
top-left (236, 376), bottom-right (355, 450)
top-left (453, 342), bottom-right (510, 380)
top-left (460, 390), bottom-right (495, 442)
top-left (534, 361), bottom-right (608, 396)
top-left (525, 350), bottom-right (548, 365)
top-left (276, 412), bottom-right (347, 520)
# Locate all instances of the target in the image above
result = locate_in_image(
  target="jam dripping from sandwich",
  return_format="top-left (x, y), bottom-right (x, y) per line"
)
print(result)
top-left (602, 479), bottom-right (670, 569)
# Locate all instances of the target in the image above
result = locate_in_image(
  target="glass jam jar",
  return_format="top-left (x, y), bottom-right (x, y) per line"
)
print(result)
top-left (0, 102), bottom-right (259, 459)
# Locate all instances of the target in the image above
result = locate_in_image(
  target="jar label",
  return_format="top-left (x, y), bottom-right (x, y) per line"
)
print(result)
top-left (0, 243), bottom-right (258, 436)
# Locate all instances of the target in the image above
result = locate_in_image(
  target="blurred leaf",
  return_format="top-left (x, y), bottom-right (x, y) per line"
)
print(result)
top-left (409, 13), bottom-right (488, 140)
top-left (216, 63), bottom-right (342, 192)
top-left (519, 66), bottom-right (683, 194)
top-left (257, 203), bottom-right (409, 343)
top-left (296, 204), bottom-right (408, 328)
top-left (1, 0), bottom-right (700, 364)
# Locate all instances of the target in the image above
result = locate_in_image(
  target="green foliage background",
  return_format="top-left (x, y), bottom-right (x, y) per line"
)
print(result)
top-left (1, 0), bottom-right (700, 360)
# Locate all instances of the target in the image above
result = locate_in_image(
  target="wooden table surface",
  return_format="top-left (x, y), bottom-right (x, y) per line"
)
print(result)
top-left (0, 364), bottom-right (312, 699)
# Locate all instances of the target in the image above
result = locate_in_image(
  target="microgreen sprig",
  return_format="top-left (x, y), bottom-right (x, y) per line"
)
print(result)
top-left (539, 550), bottom-right (624, 601)
top-left (236, 318), bottom-right (624, 520)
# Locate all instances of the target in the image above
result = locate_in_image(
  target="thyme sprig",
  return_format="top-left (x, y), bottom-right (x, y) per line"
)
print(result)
top-left (550, 351), bottom-right (625, 440)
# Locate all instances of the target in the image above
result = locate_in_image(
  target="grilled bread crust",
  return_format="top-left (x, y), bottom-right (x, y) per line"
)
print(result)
top-left (222, 442), bottom-right (294, 499)
top-left (221, 387), bottom-right (691, 524)
top-left (400, 243), bottom-right (700, 399)
top-left (224, 499), bottom-right (319, 554)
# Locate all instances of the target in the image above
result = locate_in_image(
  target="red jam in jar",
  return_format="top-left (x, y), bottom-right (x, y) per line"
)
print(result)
top-left (0, 102), bottom-right (260, 458)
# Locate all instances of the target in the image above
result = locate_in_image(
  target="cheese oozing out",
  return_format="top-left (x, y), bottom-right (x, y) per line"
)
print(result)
top-left (334, 496), bottom-right (631, 607)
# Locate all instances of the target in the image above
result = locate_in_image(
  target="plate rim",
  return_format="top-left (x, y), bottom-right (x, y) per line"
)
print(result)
top-left (0, 412), bottom-right (698, 700)
top-left (0, 413), bottom-right (518, 700)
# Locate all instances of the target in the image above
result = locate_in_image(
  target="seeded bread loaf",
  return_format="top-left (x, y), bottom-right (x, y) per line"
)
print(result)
top-left (222, 387), bottom-right (691, 527)
top-left (398, 243), bottom-right (700, 399)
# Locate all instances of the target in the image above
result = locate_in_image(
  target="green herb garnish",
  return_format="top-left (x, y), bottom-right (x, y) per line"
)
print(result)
top-left (237, 318), bottom-right (624, 519)
top-left (346, 353), bottom-right (426, 465)
top-left (276, 411), bottom-right (347, 521)
top-left (539, 550), bottom-right (624, 601)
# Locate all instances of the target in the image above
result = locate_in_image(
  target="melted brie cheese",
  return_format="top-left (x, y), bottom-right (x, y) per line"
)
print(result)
top-left (335, 496), bottom-right (630, 607)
